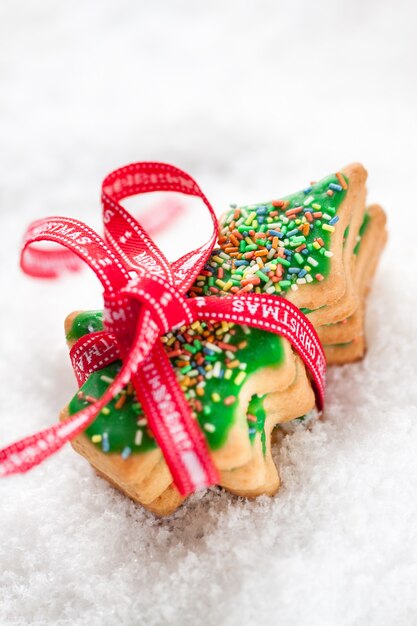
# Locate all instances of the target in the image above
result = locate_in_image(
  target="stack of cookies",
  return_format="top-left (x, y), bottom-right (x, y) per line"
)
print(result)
top-left (63, 313), bottom-right (315, 515)
top-left (61, 163), bottom-right (387, 515)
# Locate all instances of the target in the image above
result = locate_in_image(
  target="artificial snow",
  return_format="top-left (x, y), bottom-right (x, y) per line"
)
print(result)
top-left (1, 1), bottom-right (417, 624)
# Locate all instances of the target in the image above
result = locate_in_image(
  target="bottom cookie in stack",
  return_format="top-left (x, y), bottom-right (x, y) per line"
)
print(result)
top-left (61, 310), bottom-right (316, 516)
top-left (316, 204), bottom-right (387, 364)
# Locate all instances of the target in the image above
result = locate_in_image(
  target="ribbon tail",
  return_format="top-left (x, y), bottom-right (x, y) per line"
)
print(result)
top-left (132, 342), bottom-right (219, 496)
top-left (0, 347), bottom-right (137, 476)
top-left (0, 412), bottom-right (95, 476)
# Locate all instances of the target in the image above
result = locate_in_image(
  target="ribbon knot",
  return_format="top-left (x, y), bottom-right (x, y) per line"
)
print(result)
top-left (117, 274), bottom-right (194, 335)
top-left (0, 162), bottom-right (326, 497)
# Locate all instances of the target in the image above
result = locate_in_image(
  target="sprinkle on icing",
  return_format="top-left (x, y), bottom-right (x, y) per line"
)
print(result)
top-left (188, 173), bottom-right (348, 298)
top-left (68, 313), bottom-right (286, 454)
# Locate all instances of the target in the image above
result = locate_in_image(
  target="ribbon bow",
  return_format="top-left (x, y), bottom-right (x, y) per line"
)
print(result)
top-left (0, 162), bottom-right (326, 496)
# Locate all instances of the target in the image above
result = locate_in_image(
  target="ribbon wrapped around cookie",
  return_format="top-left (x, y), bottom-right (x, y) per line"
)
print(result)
top-left (0, 162), bottom-right (326, 496)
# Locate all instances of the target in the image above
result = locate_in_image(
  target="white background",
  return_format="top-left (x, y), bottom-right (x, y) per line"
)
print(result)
top-left (1, 1), bottom-right (417, 625)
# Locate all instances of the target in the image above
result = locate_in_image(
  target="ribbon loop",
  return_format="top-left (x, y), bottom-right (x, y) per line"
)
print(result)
top-left (21, 217), bottom-right (130, 293)
top-left (102, 162), bottom-right (219, 292)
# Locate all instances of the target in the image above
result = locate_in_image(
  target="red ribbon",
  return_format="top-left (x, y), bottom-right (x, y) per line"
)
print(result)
top-left (0, 162), bottom-right (326, 496)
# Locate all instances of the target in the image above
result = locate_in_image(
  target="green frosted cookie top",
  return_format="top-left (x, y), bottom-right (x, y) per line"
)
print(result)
top-left (66, 310), bottom-right (104, 342)
top-left (68, 311), bottom-right (285, 456)
top-left (188, 172), bottom-right (348, 299)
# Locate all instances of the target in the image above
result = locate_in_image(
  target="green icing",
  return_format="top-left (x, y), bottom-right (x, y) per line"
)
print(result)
top-left (190, 326), bottom-right (284, 449)
top-left (189, 173), bottom-right (348, 299)
top-left (66, 310), bottom-right (104, 341)
top-left (344, 209), bottom-right (370, 255)
top-left (247, 394), bottom-right (267, 455)
top-left (69, 360), bottom-right (157, 454)
top-left (67, 312), bottom-right (285, 455)
top-left (354, 211), bottom-right (370, 255)
top-left (300, 304), bottom-right (326, 315)
top-left (325, 341), bottom-right (353, 348)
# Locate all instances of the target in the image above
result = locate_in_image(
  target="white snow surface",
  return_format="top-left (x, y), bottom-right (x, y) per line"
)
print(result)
top-left (1, 1), bottom-right (417, 625)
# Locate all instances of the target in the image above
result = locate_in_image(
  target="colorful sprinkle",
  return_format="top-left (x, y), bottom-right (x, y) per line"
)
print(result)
top-left (102, 432), bottom-right (110, 452)
top-left (134, 430), bottom-right (143, 446)
top-left (329, 182), bottom-right (343, 192)
top-left (121, 446), bottom-right (132, 460)
top-left (336, 172), bottom-right (348, 190)
top-left (100, 375), bottom-right (115, 384)
top-left (187, 173), bottom-right (347, 299)
top-left (234, 371), bottom-right (247, 386)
